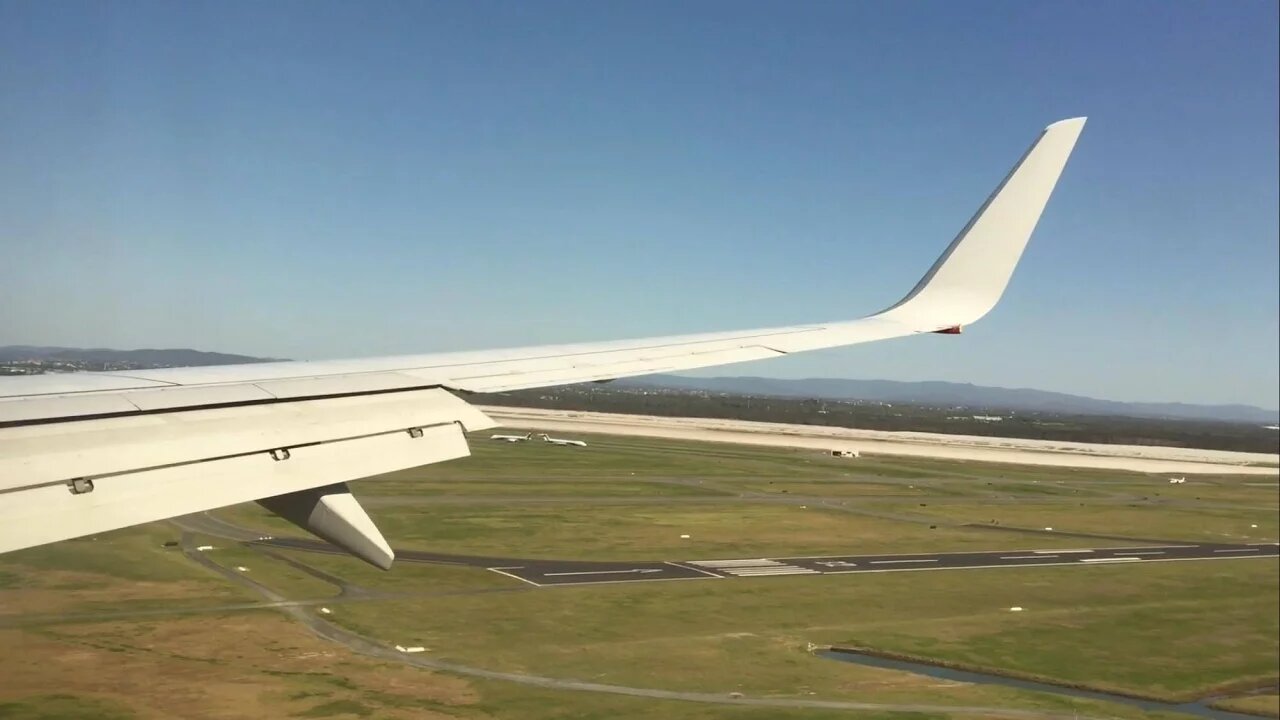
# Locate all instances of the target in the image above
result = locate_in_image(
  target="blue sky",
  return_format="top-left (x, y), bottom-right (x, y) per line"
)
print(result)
top-left (1, 1), bottom-right (1276, 408)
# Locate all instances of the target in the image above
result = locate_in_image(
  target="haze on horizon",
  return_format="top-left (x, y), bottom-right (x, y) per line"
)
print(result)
top-left (1, 2), bottom-right (1277, 408)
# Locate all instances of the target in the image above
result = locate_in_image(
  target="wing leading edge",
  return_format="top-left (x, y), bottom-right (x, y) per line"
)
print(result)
top-left (0, 118), bottom-right (1086, 565)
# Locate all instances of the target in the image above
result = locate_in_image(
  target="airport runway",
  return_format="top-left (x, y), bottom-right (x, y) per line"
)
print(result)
top-left (255, 537), bottom-right (1279, 588)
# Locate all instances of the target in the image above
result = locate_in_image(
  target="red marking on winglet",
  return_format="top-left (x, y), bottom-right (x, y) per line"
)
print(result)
top-left (933, 326), bottom-right (963, 335)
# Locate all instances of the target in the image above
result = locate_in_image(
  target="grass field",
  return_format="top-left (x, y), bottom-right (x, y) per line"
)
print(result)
top-left (0, 431), bottom-right (1275, 719)
top-left (315, 559), bottom-right (1276, 703)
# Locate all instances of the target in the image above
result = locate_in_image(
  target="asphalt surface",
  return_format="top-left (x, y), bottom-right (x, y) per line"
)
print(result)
top-left (254, 537), bottom-right (1279, 587)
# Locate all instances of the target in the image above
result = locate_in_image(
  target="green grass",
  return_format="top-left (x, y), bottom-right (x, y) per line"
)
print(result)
top-left (325, 560), bottom-right (1276, 716)
top-left (197, 542), bottom-right (341, 600)
top-left (888, 502), bottom-right (1279, 543)
top-left (0, 525), bottom-right (255, 618)
top-left (0, 569), bottom-right (20, 589)
top-left (840, 563), bottom-right (1279, 698)
top-left (3, 431), bottom-right (1276, 720)
top-left (734, 479), bottom-right (944, 497)
top-left (465, 678), bottom-right (959, 720)
top-left (293, 698), bottom-right (374, 717)
top-left (1212, 694), bottom-right (1279, 716)
top-left (1092, 478), bottom-right (1279, 507)
top-left (293, 502), bottom-right (1134, 561)
top-left (362, 478), bottom-right (729, 498)
top-left (0, 694), bottom-right (135, 720)
top-left (0, 524), bottom-right (201, 583)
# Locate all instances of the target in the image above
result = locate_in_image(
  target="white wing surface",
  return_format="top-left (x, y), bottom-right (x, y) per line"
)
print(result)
top-left (0, 118), bottom-right (1086, 567)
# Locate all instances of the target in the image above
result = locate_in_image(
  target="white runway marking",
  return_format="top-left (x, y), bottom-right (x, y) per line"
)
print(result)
top-left (688, 558), bottom-right (818, 576)
top-left (664, 561), bottom-right (726, 578)
top-left (1039, 549), bottom-right (1094, 554)
top-left (477, 542), bottom-right (1274, 588)
top-left (487, 568), bottom-right (544, 586)
top-left (730, 567), bottom-right (820, 576)
top-left (543, 568), bottom-right (664, 577)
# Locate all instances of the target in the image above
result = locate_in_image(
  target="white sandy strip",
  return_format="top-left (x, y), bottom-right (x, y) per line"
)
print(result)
top-left (479, 407), bottom-right (1279, 476)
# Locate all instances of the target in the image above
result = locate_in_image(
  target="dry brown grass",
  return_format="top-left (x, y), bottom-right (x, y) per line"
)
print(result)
top-left (0, 570), bottom-right (243, 616)
top-left (1, 613), bottom-right (480, 720)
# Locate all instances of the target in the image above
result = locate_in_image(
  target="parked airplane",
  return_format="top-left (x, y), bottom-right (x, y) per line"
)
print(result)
top-left (0, 118), bottom-right (1087, 569)
top-left (490, 432), bottom-right (533, 443)
top-left (539, 433), bottom-right (587, 447)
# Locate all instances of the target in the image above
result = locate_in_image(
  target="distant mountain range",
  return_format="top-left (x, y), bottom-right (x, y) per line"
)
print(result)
top-left (620, 375), bottom-right (1280, 425)
top-left (0, 346), bottom-right (275, 367)
top-left (3, 346), bottom-right (1273, 425)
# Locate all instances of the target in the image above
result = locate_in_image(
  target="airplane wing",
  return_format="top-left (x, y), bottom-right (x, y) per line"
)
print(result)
top-left (0, 118), bottom-right (1086, 568)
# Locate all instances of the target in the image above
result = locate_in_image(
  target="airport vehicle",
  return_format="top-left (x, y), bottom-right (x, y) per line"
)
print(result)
top-left (0, 118), bottom-right (1087, 569)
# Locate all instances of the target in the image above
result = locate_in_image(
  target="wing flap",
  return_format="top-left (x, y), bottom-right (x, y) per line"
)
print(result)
top-left (253, 372), bottom-right (429, 399)
top-left (0, 393), bottom-right (145, 424)
top-left (0, 422), bottom-right (470, 554)
top-left (124, 384), bottom-right (277, 411)
top-left (0, 389), bottom-right (494, 490)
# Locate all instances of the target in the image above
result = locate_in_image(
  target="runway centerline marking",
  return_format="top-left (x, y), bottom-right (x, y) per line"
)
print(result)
top-left (543, 569), bottom-right (664, 577)
top-left (1213, 548), bottom-right (1259, 553)
top-left (1079, 557), bottom-right (1142, 563)
top-left (1000, 555), bottom-right (1050, 559)
top-left (869, 559), bottom-right (938, 565)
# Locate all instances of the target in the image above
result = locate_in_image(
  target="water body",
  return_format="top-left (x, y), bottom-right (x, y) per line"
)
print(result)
top-left (819, 649), bottom-right (1269, 720)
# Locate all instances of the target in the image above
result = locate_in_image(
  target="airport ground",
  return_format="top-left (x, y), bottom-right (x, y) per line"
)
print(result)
top-left (0, 428), bottom-right (1276, 720)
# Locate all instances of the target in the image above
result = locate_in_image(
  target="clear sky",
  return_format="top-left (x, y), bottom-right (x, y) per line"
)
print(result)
top-left (1, 1), bottom-right (1277, 408)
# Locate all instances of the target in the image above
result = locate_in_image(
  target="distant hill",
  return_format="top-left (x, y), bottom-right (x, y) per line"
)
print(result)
top-left (4, 346), bottom-right (1273, 425)
top-left (619, 375), bottom-right (1280, 425)
top-left (0, 346), bottom-right (277, 367)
